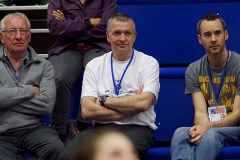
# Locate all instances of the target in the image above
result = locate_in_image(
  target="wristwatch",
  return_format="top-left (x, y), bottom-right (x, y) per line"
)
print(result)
top-left (99, 95), bottom-right (108, 106)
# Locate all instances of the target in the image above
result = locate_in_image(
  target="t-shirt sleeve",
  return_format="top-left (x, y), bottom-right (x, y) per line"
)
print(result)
top-left (236, 65), bottom-right (240, 96)
top-left (81, 62), bottom-right (99, 98)
top-left (140, 56), bottom-right (160, 101)
top-left (185, 63), bottom-right (202, 95)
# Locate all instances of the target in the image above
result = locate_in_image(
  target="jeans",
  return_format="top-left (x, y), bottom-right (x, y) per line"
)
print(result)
top-left (0, 125), bottom-right (64, 160)
top-left (57, 123), bottom-right (155, 160)
top-left (48, 48), bottom-right (108, 134)
top-left (170, 126), bottom-right (240, 160)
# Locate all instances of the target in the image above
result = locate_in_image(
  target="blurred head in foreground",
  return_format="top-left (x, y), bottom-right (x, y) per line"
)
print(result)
top-left (72, 131), bottom-right (140, 160)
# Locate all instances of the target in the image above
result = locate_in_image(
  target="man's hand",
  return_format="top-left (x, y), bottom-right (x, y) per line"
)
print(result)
top-left (96, 97), bottom-right (101, 105)
top-left (189, 124), bottom-right (208, 145)
top-left (136, 86), bottom-right (144, 95)
top-left (53, 10), bottom-right (66, 20)
top-left (32, 87), bottom-right (40, 96)
top-left (90, 18), bottom-right (101, 26)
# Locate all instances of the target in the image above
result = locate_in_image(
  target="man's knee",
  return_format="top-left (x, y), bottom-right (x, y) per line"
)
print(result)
top-left (173, 127), bottom-right (190, 139)
top-left (55, 74), bottom-right (72, 89)
top-left (37, 140), bottom-right (64, 159)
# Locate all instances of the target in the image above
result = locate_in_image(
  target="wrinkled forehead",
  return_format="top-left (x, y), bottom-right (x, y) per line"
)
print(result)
top-left (5, 15), bottom-right (28, 29)
top-left (110, 20), bottom-right (134, 31)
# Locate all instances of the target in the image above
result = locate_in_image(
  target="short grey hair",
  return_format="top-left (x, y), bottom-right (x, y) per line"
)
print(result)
top-left (0, 12), bottom-right (31, 31)
top-left (107, 13), bottom-right (136, 33)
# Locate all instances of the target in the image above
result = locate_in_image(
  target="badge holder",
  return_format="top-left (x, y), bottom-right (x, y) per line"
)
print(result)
top-left (208, 106), bottom-right (227, 122)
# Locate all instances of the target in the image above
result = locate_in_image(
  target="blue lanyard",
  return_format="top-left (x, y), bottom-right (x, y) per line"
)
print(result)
top-left (207, 51), bottom-right (229, 106)
top-left (111, 50), bottom-right (134, 96)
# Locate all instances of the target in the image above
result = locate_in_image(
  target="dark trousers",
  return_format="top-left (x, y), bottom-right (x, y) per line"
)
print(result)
top-left (0, 125), bottom-right (64, 160)
top-left (57, 123), bottom-right (155, 160)
top-left (48, 48), bottom-right (108, 134)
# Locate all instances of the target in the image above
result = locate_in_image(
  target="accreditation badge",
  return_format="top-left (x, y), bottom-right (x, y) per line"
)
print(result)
top-left (208, 106), bottom-right (227, 122)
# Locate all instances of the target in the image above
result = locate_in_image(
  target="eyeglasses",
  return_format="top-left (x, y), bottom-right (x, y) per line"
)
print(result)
top-left (1, 28), bottom-right (30, 36)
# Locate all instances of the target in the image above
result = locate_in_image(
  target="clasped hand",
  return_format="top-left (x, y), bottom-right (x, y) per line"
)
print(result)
top-left (189, 124), bottom-right (208, 145)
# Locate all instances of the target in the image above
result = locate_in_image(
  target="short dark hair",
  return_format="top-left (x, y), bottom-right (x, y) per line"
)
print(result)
top-left (197, 13), bottom-right (226, 35)
top-left (107, 13), bottom-right (136, 33)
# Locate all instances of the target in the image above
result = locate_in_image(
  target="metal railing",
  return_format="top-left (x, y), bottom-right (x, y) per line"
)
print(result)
top-left (0, 4), bottom-right (48, 10)
top-left (30, 29), bottom-right (49, 33)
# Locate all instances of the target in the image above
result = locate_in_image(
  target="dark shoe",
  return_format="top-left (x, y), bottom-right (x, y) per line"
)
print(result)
top-left (65, 120), bottom-right (82, 146)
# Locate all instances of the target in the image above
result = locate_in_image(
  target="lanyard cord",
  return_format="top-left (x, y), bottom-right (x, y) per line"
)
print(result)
top-left (207, 51), bottom-right (229, 106)
top-left (111, 50), bottom-right (134, 96)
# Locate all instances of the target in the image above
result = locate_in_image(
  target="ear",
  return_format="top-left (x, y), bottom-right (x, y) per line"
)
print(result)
top-left (28, 31), bottom-right (31, 43)
top-left (133, 32), bottom-right (137, 43)
top-left (197, 35), bottom-right (202, 44)
top-left (224, 30), bottom-right (228, 41)
top-left (0, 33), bottom-right (4, 44)
top-left (106, 32), bottom-right (110, 43)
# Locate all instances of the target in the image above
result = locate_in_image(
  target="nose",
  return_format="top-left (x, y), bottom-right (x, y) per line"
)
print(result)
top-left (119, 33), bottom-right (126, 41)
top-left (15, 30), bottom-right (22, 39)
top-left (211, 34), bottom-right (217, 42)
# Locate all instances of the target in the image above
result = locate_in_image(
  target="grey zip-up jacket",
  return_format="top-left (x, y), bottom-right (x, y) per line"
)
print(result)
top-left (0, 45), bottom-right (56, 133)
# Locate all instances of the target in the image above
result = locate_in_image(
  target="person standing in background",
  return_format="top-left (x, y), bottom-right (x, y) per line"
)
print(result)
top-left (46, 0), bottom-right (117, 142)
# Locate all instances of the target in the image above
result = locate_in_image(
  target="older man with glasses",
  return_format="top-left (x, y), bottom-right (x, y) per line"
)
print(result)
top-left (0, 12), bottom-right (64, 159)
